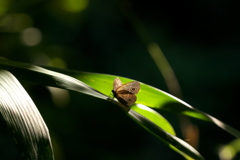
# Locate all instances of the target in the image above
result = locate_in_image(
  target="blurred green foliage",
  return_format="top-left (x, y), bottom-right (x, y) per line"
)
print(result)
top-left (1, 0), bottom-right (240, 159)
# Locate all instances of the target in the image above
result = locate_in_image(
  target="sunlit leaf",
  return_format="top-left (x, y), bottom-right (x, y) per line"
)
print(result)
top-left (0, 69), bottom-right (54, 160)
top-left (129, 105), bottom-right (204, 160)
top-left (1, 58), bottom-right (240, 159)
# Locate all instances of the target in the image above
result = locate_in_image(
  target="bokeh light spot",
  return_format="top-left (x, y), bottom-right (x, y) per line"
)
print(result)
top-left (61, 0), bottom-right (89, 13)
top-left (0, 0), bottom-right (9, 14)
top-left (219, 146), bottom-right (235, 160)
top-left (51, 58), bottom-right (67, 69)
top-left (0, 14), bottom-right (32, 32)
top-left (21, 27), bottom-right (42, 46)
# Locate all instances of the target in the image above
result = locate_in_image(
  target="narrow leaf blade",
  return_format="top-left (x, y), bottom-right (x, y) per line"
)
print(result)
top-left (0, 70), bottom-right (54, 160)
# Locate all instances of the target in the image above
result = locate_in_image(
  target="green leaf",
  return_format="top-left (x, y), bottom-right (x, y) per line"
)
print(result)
top-left (57, 70), bottom-right (240, 138)
top-left (130, 104), bottom-right (175, 135)
top-left (129, 107), bottom-right (204, 160)
top-left (0, 69), bottom-right (54, 160)
top-left (1, 58), bottom-right (240, 159)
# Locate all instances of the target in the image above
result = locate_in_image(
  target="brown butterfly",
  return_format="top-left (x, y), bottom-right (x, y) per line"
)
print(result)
top-left (112, 77), bottom-right (140, 106)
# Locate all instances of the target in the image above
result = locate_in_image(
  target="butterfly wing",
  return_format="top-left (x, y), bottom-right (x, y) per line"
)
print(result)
top-left (116, 81), bottom-right (140, 94)
top-left (116, 93), bottom-right (137, 106)
top-left (113, 78), bottom-right (122, 92)
top-left (112, 78), bottom-right (140, 106)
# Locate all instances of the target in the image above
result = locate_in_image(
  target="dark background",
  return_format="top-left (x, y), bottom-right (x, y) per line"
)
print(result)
top-left (1, 0), bottom-right (240, 159)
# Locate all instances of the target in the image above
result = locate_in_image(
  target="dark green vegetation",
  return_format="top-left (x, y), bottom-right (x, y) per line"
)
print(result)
top-left (1, 1), bottom-right (240, 159)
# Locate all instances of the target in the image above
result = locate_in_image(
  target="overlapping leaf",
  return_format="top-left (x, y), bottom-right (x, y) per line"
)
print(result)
top-left (1, 58), bottom-right (240, 159)
top-left (0, 70), bottom-right (54, 160)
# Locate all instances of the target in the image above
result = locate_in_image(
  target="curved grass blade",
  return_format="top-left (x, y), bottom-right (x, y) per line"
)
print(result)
top-left (57, 71), bottom-right (240, 138)
top-left (130, 104), bottom-right (175, 135)
top-left (129, 106), bottom-right (204, 160)
top-left (1, 59), bottom-right (240, 158)
top-left (0, 59), bottom-right (202, 159)
top-left (109, 95), bottom-right (204, 159)
top-left (0, 59), bottom-right (239, 137)
top-left (0, 70), bottom-right (54, 160)
top-left (0, 58), bottom-right (107, 100)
